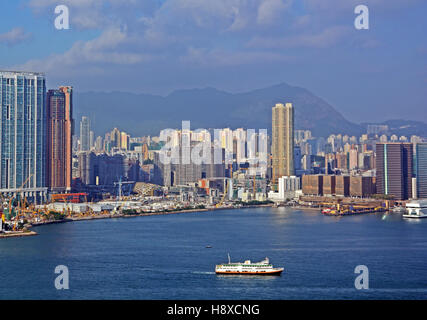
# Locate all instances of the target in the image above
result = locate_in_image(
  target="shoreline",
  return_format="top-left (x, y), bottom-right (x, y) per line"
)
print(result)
top-left (22, 203), bottom-right (275, 232)
top-left (1, 203), bottom-right (384, 238)
top-left (0, 230), bottom-right (38, 238)
top-left (274, 205), bottom-right (321, 211)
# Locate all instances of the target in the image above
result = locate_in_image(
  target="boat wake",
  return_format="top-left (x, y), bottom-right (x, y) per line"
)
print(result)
top-left (192, 271), bottom-right (216, 275)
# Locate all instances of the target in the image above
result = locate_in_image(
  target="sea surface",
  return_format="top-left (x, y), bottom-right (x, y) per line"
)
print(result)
top-left (0, 207), bottom-right (426, 300)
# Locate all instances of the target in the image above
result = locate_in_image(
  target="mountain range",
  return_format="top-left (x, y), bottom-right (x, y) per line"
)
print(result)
top-left (74, 83), bottom-right (427, 139)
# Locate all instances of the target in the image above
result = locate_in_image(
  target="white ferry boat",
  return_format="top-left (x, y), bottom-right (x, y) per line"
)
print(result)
top-left (403, 200), bottom-right (427, 219)
top-left (391, 206), bottom-right (406, 214)
top-left (215, 255), bottom-right (284, 275)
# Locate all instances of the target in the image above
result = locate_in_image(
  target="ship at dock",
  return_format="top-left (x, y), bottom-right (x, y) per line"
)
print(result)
top-left (215, 255), bottom-right (284, 275)
top-left (321, 202), bottom-right (386, 216)
top-left (403, 200), bottom-right (427, 219)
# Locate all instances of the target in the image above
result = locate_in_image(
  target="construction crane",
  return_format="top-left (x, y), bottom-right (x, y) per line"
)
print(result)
top-left (0, 194), bottom-right (6, 221)
top-left (0, 212), bottom-right (4, 232)
top-left (216, 179), bottom-right (229, 208)
top-left (60, 194), bottom-right (72, 218)
top-left (253, 175), bottom-right (256, 200)
top-left (10, 174), bottom-right (33, 230)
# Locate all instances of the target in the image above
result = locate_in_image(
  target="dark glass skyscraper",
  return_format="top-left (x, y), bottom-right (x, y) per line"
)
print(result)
top-left (415, 143), bottom-right (427, 199)
top-left (0, 71), bottom-right (47, 201)
top-left (376, 143), bottom-right (413, 200)
top-left (80, 116), bottom-right (90, 152)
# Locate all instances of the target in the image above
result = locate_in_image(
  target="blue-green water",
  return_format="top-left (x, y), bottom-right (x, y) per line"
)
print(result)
top-left (0, 207), bottom-right (426, 299)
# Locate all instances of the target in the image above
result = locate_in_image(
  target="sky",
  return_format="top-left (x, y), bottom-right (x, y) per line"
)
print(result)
top-left (0, 0), bottom-right (426, 124)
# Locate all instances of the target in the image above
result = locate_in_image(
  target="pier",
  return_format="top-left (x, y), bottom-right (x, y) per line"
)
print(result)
top-left (0, 230), bottom-right (37, 238)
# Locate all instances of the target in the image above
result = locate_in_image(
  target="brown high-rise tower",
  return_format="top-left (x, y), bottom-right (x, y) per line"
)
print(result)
top-left (272, 103), bottom-right (294, 186)
top-left (47, 86), bottom-right (73, 191)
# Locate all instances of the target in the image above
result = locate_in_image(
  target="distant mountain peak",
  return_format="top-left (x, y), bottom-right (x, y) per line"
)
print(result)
top-left (75, 82), bottom-right (363, 137)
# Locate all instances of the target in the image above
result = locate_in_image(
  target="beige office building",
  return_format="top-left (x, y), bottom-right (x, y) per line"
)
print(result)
top-left (272, 103), bottom-right (294, 185)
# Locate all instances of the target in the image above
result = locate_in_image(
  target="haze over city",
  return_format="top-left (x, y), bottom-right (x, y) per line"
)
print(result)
top-left (0, 0), bottom-right (426, 123)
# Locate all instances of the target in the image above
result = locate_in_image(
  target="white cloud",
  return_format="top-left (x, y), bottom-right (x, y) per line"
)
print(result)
top-left (15, 27), bottom-right (154, 75)
top-left (139, 0), bottom-right (293, 36)
top-left (292, 15), bottom-right (311, 29)
top-left (28, 0), bottom-right (154, 30)
top-left (180, 47), bottom-right (292, 67)
top-left (247, 26), bottom-right (351, 49)
top-left (257, 0), bottom-right (292, 25)
top-left (17, 0), bottom-right (414, 83)
top-left (303, 0), bottom-right (422, 15)
top-left (0, 28), bottom-right (32, 46)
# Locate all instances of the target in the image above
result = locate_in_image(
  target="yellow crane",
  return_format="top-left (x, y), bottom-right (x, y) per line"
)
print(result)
top-left (253, 175), bottom-right (256, 200)
top-left (216, 179), bottom-right (229, 208)
top-left (11, 174), bottom-right (33, 230)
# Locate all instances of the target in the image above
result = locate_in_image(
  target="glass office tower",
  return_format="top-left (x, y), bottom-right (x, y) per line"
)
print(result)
top-left (415, 143), bottom-right (427, 199)
top-left (0, 71), bottom-right (47, 201)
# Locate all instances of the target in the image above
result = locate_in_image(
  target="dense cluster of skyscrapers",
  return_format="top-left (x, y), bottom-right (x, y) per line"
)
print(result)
top-left (0, 71), bottom-right (73, 202)
top-left (0, 70), bottom-right (426, 204)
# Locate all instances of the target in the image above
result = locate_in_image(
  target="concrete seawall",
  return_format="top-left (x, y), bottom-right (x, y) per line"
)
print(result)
top-left (2, 203), bottom-right (274, 238)
top-left (0, 230), bottom-right (37, 238)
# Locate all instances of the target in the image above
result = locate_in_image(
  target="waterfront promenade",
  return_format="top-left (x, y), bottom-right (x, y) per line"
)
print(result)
top-left (1, 203), bottom-right (274, 238)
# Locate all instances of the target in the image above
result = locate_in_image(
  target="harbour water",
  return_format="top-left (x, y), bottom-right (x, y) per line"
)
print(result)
top-left (0, 207), bottom-right (426, 300)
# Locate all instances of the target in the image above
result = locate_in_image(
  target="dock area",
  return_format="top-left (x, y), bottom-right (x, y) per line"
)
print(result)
top-left (0, 230), bottom-right (37, 238)
top-left (0, 202), bottom-right (274, 239)
top-left (297, 195), bottom-right (390, 217)
top-left (322, 207), bottom-right (386, 216)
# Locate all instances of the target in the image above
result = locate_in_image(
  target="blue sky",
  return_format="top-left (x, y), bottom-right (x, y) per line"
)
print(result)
top-left (0, 0), bottom-right (426, 123)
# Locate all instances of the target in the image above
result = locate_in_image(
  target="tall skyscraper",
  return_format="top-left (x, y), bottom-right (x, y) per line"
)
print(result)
top-left (46, 86), bottom-right (73, 191)
top-left (95, 136), bottom-right (104, 153)
top-left (415, 143), bottom-right (427, 199)
top-left (89, 130), bottom-right (94, 150)
top-left (376, 143), bottom-right (413, 200)
top-left (111, 127), bottom-right (121, 149)
top-left (121, 131), bottom-right (129, 150)
top-left (272, 103), bottom-right (294, 185)
top-left (80, 116), bottom-right (90, 152)
top-left (0, 71), bottom-right (47, 201)
top-left (233, 128), bottom-right (246, 165)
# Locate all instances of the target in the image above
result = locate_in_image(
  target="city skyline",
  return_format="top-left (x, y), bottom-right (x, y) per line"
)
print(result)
top-left (1, 1), bottom-right (427, 305)
top-left (1, 70), bottom-right (426, 303)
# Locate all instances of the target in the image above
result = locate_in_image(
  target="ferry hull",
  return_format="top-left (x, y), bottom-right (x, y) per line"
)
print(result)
top-left (403, 214), bottom-right (427, 219)
top-left (215, 269), bottom-right (283, 276)
top-left (404, 201), bottom-right (427, 219)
